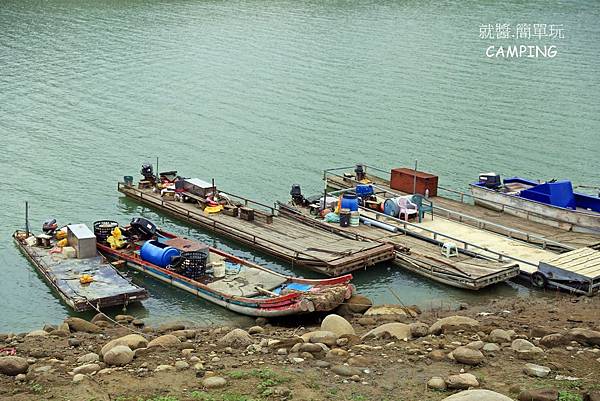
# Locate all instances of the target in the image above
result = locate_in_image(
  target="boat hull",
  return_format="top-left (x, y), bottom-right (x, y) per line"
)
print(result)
top-left (470, 185), bottom-right (600, 234)
top-left (98, 238), bottom-right (353, 317)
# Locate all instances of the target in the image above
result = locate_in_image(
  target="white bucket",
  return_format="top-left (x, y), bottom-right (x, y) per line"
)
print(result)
top-left (212, 261), bottom-right (226, 278)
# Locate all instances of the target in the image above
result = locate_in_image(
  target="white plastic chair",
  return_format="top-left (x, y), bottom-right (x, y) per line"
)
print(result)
top-left (396, 196), bottom-right (418, 221)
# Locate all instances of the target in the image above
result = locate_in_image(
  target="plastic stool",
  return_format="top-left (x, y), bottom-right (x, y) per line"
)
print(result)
top-left (441, 242), bottom-right (458, 258)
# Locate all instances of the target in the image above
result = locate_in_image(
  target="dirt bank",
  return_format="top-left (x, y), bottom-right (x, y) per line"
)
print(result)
top-left (1, 295), bottom-right (599, 401)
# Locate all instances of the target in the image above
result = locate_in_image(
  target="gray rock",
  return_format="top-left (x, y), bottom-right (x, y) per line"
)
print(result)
top-left (158, 322), bottom-right (186, 333)
top-left (64, 317), bottom-right (101, 333)
top-left (174, 360), bottom-right (189, 371)
top-left (68, 338), bottom-right (81, 347)
top-left (429, 316), bottom-right (479, 335)
top-left (452, 346), bottom-right (485, 365)
top-left (483, 343), bottom-right (500, 352)
top-left (540, 333), bottom-right (568, 348)
top-left (321, 314), bottom-right (355, 337)
top-left (73, 363), bottom-right (101, 375)
top-left (489, 329), bottom-right (512, 343)
top-left (523, 363), bottom-right (551, 378)
top-left (298, 343), bottom-right (324, 353)
top-left (466, 340), bottom-right (484, 350)
top-left (154, 364), bottom-right (174, 372)
top-left (331, 365), bottom-right (363, 377)
top-left (248, 326), bottom-right (264, 335)
top-left (147, 334), bottom-right (181, 348)
top-left (77, 353), bottom-right (100, 364)
top-left (218, 329), bottom-right (253, 348)
top-left (362, 322), bottom-right (411, 341)
top-left (428, 376), bottom-right (447, 390)
top-left (101, 334), bottom-right (148, 356)
top-left (410, 322), bottom-right (430, 338)
top-left (517, 388), bottom-right (558, 401)
top-left (202, 376), bottom-right (227, 388)
top-left (91, 313), bottom-right (111, 324)
top-left (115, 314), bottom-right (134, 322)
top-left (445, 373), bottom-right (479, 389)
top-left (72, 373), bottom-right (86, 383)
top-left (346, 295), bottom-right (373, 313)
top-left (442, 389), bottom-right (513, 400)
top-left (302, 331), bottom-right (338, 347)
top-left (103, 345), bottom-right (134, 366)
top-left (0, 356), bottom-right (29, 376)
top-left (568, 328), bottom-right (600, 346)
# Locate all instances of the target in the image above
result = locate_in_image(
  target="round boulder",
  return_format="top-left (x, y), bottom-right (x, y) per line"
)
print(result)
top-left (103, 345), bottom-right (134, 366)
top-left (218, 329), bottom-right (253, 348)
top-left (321, 314), bottom-right (355, 337)
top-left (346, 295), bottom-right (373, 313)
top-left (428, 376), bottom-right (446, 390)
top-left (362, 322), bottom-right (411, 341)
top-left (453, 346), bottom-right (484, 365)
top-left (202, 376), bottom-right (227, 389)
top-left (0, 356), bottom-right (29, 376)
top-left (147, 334), bottom-right (181, 348)
top-left (429, 316), bottom-right (479, 335)
top-left (101, 334), bottom-right (148, 356)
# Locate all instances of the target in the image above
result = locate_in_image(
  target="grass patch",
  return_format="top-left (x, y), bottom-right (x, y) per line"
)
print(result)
top-left (558, 392), bottom-right (583, 401)
top-left (190, 391), bottom-right (217, 401)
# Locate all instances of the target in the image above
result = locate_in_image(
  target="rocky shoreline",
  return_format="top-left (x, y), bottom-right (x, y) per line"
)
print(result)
top-left (1, 295), bottom-right (599, 401)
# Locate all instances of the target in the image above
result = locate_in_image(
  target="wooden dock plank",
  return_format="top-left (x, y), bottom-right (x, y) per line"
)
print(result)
top-left (118, 184), bottom-right (394, 276)
top-left (326, 173), bottom-right (600, 250)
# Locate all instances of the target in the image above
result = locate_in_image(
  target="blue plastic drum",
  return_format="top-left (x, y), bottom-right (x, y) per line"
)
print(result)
top-left (340, 193), bottom-right (359, 212)
top-left (140, 240), bottom-right (180, 268)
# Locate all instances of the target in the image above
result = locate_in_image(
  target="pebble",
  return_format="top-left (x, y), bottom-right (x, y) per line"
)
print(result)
top-left (72, 374), bottom-right (86, 383)
top-left (428, 376), bottom-right (446, 390)
top-left (175, 361), bottom-right (189, 371)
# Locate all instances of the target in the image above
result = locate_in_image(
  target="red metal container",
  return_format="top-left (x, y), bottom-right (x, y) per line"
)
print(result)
top-left (390, 168), bottom-right (438, 197)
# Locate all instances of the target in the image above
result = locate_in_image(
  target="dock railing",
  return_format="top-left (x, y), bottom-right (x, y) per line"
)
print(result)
top-left (323, 166), bottom-right (574, 252)
top-left (118, 182), bottom-right (331, 264)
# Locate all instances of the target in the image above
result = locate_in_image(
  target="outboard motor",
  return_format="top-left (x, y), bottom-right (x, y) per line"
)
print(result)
top-left (478, 173), bottom-right (502, 189)
top-left (129, 217), bottom-right (157, 240)
top-left (355, 164), bottom-right (366, 181)
top-left (42, 218), bottom-right (58, 235)
top-left (141, 163), bottom-right (156, 183)
top-left (290, 184), bottom-right (305, 205)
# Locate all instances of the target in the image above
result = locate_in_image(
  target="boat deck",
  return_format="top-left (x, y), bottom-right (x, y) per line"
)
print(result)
top-left (326, 173), bottom-right (600, 250)
top-left (118, 183), bottom-right (394, 276)
top-left (14, 232), bottom-right (147, 311)
top-left (279, 204), bottom-right (519, 290)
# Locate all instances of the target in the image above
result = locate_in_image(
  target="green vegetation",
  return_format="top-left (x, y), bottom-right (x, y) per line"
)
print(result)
top-left (558, 391), bottom-right (583, 401)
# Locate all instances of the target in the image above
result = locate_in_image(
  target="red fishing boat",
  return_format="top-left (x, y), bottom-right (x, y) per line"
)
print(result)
top-left (95, 218), bottom-right (354, 317)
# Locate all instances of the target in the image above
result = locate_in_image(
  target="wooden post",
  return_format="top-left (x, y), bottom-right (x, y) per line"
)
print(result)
top-left (25, 201), bottom-right (29, 234)
top-left (413, 159), bottom-right (418, 194)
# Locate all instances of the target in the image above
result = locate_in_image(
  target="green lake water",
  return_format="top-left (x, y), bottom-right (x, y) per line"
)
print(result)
top-left (1, 0), bottom-right (599, 332)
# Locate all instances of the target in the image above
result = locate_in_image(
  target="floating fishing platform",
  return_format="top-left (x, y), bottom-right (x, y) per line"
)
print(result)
top-left (279, 203), bottom-right (520, 290)
top-left (324, 165), bottom-right (600, 251)
top-left (117, 180), bottom-right (394, 277)
top-left (323, 164), bottom-right (600, 295)
top-left (13, 227), bottom-right (148, 312)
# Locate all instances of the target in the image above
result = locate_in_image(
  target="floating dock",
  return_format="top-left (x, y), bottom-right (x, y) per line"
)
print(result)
top-left (324, 165), bottom-right (600, 294)
top-left (279, 204), bottom-right (520, 290)
top-left (13, 230), bottom-right (148, 312)
top-left (118, 182), bottom-right (394, 277)
top-left (324, 165), bottom-right (600, 251)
